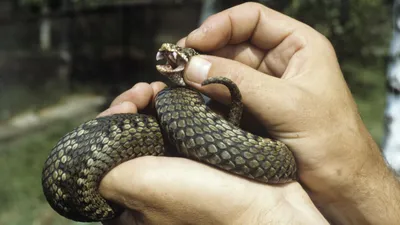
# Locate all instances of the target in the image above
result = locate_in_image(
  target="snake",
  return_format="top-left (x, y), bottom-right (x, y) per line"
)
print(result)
top-left (41, 43), bottom-right (297, 222)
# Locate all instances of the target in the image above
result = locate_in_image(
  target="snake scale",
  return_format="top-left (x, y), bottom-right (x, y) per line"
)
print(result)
top-left (41, 43), bottom-right (297, 222)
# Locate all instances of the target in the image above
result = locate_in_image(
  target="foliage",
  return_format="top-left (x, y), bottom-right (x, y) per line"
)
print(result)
top-left (18, 0), bottom-right (195, 10)
top-left (275, 0), bottom-right (391, 98)
top-left (284, 0), bottom-right (391, 64)
top-left (18, 0), bottom-right (393, 65)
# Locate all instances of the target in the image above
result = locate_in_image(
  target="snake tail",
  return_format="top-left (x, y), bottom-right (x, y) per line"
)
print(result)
top-left (201, 76), bottom-right (243, 126)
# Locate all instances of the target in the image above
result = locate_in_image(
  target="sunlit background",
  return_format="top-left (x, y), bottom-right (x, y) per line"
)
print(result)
top-left (0, 0), bottom-right (392, 224)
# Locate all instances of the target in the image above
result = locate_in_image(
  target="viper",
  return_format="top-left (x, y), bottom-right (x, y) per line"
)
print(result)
top-left (41, 43), bottom-right (297, 222)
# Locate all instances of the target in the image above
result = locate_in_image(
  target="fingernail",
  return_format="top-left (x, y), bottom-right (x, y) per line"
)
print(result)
top-left (185, 56), bottom-right (211, 84)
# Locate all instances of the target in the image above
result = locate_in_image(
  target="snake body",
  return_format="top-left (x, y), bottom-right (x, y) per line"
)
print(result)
top-left (41, 43), bottom-right (297, 222)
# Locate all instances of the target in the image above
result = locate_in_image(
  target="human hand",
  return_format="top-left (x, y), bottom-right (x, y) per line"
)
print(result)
top-left (176, 2), bottom-right (400, 224)
top-left (97, 82), bottom-right (327, 225)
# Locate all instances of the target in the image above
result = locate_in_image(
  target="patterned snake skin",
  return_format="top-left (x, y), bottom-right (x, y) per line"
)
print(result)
top-left (41, 43), bottom-right (297, 222)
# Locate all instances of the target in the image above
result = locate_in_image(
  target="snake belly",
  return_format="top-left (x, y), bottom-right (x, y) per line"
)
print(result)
top-left (42, 86), bottom-right (297, 222)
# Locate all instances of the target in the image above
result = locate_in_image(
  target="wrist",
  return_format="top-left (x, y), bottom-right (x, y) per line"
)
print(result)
top-left (313, 126), bottom-right (400, 224)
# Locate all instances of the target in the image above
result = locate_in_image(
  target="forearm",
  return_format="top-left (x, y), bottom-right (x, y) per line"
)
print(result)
top-left (323, 175), bottom-right (400, 225)
top-left (318, 138), bottom-right (400, 225)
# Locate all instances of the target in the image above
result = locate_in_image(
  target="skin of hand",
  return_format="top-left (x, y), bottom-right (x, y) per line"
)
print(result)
top-left (174, 2), bottom-right (400, 225)
top-left (97, 2), bottom-right (400, 225)
top-left (98, 82), bottom-right (328, 225)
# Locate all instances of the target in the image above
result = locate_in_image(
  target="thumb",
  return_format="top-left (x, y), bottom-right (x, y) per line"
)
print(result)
top-left (183, 55), bottom-right (299, 129)
top-left (99, 156), bottom-right (275, 225)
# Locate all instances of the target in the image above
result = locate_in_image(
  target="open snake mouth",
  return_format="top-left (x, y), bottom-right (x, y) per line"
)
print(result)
top-left (155, 50), bottom-right (187, 75)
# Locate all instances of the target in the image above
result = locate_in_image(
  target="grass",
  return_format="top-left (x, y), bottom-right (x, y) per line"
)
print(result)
top-left (0, 118), bottom-right (99, 225)
top-left (0, 62), bottom-right (387, 225)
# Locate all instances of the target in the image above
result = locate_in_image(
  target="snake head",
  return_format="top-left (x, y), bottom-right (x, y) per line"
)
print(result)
top-left (156, 43), bottom-right (199, 86)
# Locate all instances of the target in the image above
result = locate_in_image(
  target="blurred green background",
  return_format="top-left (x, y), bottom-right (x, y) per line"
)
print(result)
top-left (0, 0), bottom-right (391, 224)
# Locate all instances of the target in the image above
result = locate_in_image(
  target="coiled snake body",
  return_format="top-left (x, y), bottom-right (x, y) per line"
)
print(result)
top-left (41, 43), bottom-right (297, 222)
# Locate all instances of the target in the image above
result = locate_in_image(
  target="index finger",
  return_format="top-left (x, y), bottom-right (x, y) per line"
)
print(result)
top-left (185, 2), bottom-right (315, 52)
